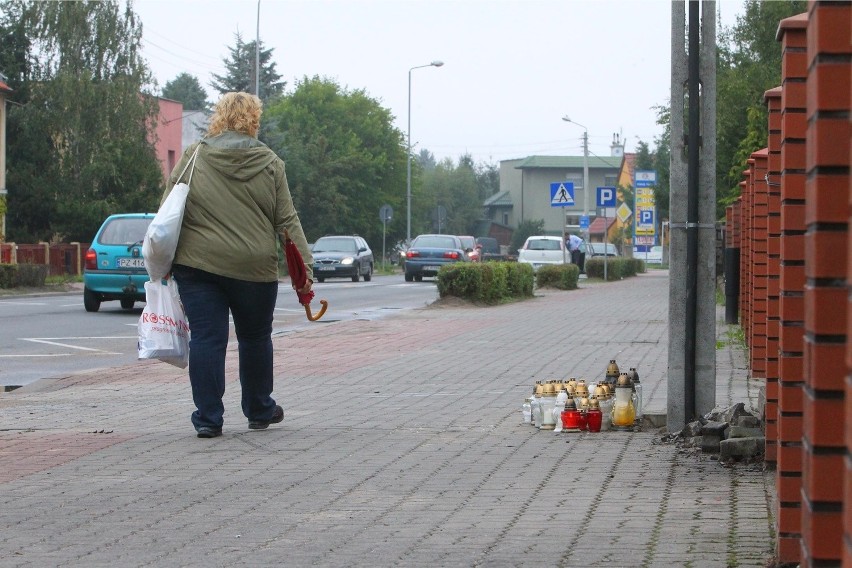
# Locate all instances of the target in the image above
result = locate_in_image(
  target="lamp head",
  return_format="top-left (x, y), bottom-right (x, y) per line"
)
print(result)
top-left (431, 61), bottom-right (444, 67)
top-left (562, 116), bottom-right (571, 122)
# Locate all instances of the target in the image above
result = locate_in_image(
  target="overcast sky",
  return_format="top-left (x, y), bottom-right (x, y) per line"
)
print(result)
top-left (133, 0), bottom-right (745, 165)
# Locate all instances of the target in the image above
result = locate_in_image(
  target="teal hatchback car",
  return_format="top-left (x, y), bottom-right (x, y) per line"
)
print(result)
top-left (83, 213), bottom-right (154, 312)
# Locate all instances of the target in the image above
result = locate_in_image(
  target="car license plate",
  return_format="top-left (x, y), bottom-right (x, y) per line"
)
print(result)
top-left (318, 266), bottom-right (336, 271)
top-left (423, 265), bottom-right (440, 271)
top-left (118, 258), bottom-right (145, 268)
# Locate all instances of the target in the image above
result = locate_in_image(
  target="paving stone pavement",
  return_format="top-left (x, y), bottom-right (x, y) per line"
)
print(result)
top-left (0, 270), bottom-right (776, 567)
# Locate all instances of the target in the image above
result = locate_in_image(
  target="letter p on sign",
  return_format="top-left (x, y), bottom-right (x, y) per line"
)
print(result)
top-left (597, 186), bottom-right (616, 208)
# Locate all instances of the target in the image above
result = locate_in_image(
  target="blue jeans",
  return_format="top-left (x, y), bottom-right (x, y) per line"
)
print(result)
top-left (172, 265), bottom-right (279, 431)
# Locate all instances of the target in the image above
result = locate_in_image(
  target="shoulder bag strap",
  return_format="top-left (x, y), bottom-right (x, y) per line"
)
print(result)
top-left (176, 144), bottom-right (201, 187)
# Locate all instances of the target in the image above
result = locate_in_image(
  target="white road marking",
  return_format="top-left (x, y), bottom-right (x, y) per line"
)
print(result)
top-left (19, 337), bottom-right (128, 354)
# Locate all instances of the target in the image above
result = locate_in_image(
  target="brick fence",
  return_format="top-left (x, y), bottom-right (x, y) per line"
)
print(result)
top-left (727, 4), bottom-right (850, 566)
top-left (0, 243), bottom-right (90, 277)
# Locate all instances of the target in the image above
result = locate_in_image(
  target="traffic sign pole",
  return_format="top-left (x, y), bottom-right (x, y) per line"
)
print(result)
top-left (379, 204), bottom-right (393, 271)
top-left (596, 187), bottom-right (617, 282)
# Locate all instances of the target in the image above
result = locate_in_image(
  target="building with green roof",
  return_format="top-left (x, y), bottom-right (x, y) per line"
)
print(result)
top-left (480, 152), bottom-right (623, 243)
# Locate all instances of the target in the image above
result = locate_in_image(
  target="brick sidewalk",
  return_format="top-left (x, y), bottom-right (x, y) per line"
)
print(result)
top-left (0, 270), bottom-right (775, 567)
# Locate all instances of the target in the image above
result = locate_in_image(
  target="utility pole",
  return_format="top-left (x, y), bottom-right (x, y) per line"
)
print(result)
top-left (582, 129), bottom-right (590, 240)
top-left (255, 1), bottom-right (260, 98)
top-left (667, 0), bottom-right (717, 432)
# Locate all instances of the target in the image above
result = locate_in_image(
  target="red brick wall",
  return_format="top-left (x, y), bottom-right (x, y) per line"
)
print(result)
top-left (724, 5), bottom-right (849, 564)
top-left (801, 1), bottom-right (850, 565)
top-left (752, 150), bottom-right (770, 379)
top-left (776, 12), bottom-right (809, 566)
top-left (765, 87), bottom-right (783, 471)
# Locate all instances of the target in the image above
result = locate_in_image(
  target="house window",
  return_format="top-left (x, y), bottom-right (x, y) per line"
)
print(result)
top-left (167, 150), bottom-right (176, 174)
top-left (502, 212), bottom-right (509, 225)
top-left (565, 173), bottom-right (583, 189)
top-left (604, 175), bottom-right (618, 187)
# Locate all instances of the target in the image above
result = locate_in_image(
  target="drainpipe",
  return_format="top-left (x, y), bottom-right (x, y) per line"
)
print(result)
top-left (684, 0), bottom-right (700, 422)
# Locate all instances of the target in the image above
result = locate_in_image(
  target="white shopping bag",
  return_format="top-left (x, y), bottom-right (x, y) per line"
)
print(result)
top-left (142, 144), bottom-right (199, 281)
top-left (138, 279), bottom-right (190, 368)
top-left (142, 182), bottom-right (189, 281)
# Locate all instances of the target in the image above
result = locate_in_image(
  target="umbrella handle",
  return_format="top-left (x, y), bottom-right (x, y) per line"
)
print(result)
top-left (304, 299), bottom-right (329, 321)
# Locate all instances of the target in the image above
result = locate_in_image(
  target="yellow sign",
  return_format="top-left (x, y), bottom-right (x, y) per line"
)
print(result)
top-left (617, 203), bottom-right (632, 223)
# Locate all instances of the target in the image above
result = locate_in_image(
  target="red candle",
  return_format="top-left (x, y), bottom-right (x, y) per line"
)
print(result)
top-left (561, 409), bottom-right (581, 430)
top-left (586, 408), bottom-right (602, 432)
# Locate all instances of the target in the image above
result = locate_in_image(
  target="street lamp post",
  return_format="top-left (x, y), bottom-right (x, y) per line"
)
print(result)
top-left (406, 60), bottom-right (443, 244)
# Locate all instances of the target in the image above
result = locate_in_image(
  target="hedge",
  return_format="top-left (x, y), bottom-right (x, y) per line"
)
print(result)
top-left (535, 263), bottom-right (580, 290)
top-left (0, 263), bottom-right (49, 288)
top-left (584, 257), bottom-right (646, 281)
top-left (437, 261), bottom-right (534, 304)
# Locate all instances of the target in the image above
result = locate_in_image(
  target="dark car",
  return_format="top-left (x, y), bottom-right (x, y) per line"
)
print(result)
top-left (475, 237), bottom-right (505, 261)
top-left (311, 235), bottom-right (374, 282)
top-left (83, 213), bottom-right (154, 312)
top-left (404, 234), bottom-right (469, 282)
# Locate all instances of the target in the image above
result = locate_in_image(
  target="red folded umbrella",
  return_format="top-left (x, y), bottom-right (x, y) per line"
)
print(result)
top-left (283, 232), bottom-right (328, 321)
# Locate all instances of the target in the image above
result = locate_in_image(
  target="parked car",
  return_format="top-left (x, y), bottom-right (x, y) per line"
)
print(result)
top-left (404, 234), bottom-right (469, 281)
top-left (83, 213), bottom-right (154, 312)
top-left (517, 235), bottom-right (568, 271)
top-left (311, 235), bottom-right (374, 283)
top-left (457, 235), bottom-right (481, 262)
top-left (636, 245), bottom-right (663, 265)
top-left (476, 237), bottom-right (515, 261)
top-left (585, 242), bottom-right (620, 257)
top-left (475, 237), bottom-right (507, 262)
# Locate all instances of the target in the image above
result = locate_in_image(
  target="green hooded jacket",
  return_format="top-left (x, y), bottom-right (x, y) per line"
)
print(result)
top-left (163, 131), bottom-right (313, 283)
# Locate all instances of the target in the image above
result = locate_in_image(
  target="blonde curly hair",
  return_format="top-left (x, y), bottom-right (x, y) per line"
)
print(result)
top-left (207, 92), bottom-right (262, 138)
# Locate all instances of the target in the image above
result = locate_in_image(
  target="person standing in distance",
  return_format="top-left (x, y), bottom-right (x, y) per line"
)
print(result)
top-left (163, 92), bottom-right (313, 439)
top-left (567, 233), bottom-right (585, 271)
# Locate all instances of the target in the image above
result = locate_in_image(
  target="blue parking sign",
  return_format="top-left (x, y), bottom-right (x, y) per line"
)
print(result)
top-left (597, 186), bottom-right (616, 207)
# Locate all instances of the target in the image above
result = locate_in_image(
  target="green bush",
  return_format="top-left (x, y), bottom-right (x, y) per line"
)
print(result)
top-left (0, 263), bottom-right (49, 288)
top-left (626, 258), bottom-right (645, 274)
top-left (0, 265), bottom-right (14, 288)
top-left (506, 262), bottom-right (535, 298)
top-left (437, 261), bottom-right (533, 304)
top-left (535, 263), bottom-right (580, 290)
top-left (585, 257), bottom-right (625, 281)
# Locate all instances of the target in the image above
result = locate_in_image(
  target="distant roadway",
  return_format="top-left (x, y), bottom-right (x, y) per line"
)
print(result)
top-left (0, 274), bottom-right (438, 388)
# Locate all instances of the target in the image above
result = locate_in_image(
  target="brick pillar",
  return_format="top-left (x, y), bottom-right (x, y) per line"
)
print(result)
top-left (751, 150), bottom-right (770, 379)
top-left (764, 87), bottom-right (783, 470)
top-left (801, 1), bottom-right (850, 565)
top-left (847, 5), bottom-right (852, 565)
top-left (847, 11), bottom-right (852, 563)
top-left (741, 170), bottom-right (754, 352)
top-left (776, 13), bottom-right (809, 565)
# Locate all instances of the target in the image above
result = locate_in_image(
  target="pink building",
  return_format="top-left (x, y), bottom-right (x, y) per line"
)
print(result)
top-left (151, 97), bottom-right (183, 182)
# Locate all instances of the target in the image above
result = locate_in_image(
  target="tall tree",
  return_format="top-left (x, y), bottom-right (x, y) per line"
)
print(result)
top-left (263, 76), bottom-right (407, 250)
top-left (475, 160), bottom-right (500, 202)
top-left (715, 0), bottom-right (806, 216)
top-left (416, 148), bottom-right (437, 172)
top-left (209, 31), bottom-right (284, 103)
top-left (651, 104), bottom-right (671, 226)
top-left (419, 156), bottom-right (481, 236)
top-left (162, 72), bottom-right (208, 110)
top-left (1, 0), bottom-right (163, 242)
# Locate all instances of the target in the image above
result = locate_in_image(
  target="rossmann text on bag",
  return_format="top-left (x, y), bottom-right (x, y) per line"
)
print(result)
top-left (140, 312), bottom-right (190, 333)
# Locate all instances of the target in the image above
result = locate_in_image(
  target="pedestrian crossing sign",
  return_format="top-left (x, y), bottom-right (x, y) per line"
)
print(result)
top-left (550, 182), bottom-right (575, 207)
